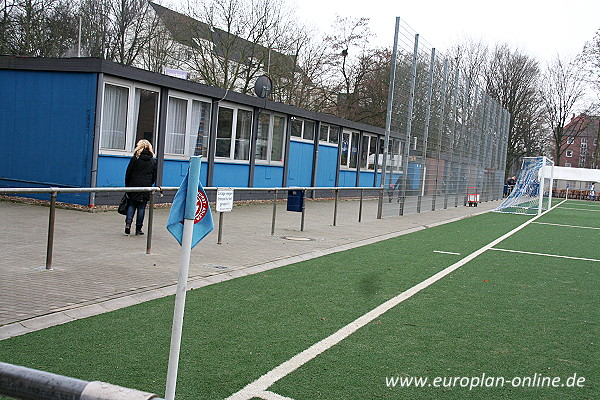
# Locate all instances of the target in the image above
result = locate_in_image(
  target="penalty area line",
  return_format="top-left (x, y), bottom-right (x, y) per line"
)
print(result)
top-left (532, 222), bottom-right (600, 230)
top-left (490, 248), bottom-right (600, 262)
top-left (433, 250), bottom-right (461, 255)
top-left (224, 199), bottom-right (567, 400)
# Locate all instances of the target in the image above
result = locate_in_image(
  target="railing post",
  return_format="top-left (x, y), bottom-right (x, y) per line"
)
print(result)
top-left (271, 189), bottom-right (278, 235)
top-left (300, 189), bottom-right (306, 232)
top-left (45, 191), bottom-right (57, 270)
top-left (146, 191), bottom-right (154, 255)
top-left (333, 189), bottom-right (339, 226)
top-left (217, 212), bottom-right (224, 244)
top-left (359, 188), bottom-right (364, 222)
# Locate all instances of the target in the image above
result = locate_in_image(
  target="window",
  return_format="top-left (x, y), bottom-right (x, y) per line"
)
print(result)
top-left (290, 118), bottom-right (315, 141)
top-left (359, 134), bottom-right (378, 170)
top-left (165, 92), bottom-right (211, 158)
top-left (340, 130), bottom-right (360, 169)
top-left (216, 104), bottom-right (252, 161)
top-left (256, 112), bottom-right (285, 164)
top-left (564, 163), bottom-right (571, 167)
top-left (581, 137), bottom-right (587, 143)
top-left (566, 137), bottom-right (574, 144)
top-left (100, 79), bottom-right (159, 154)
top-left (319, 124), bottom-right (339, 144)
top-left (566, 150), bottom-right (573, 157)
top-left (166, 97), bottom-right (187, 154)
top-left (101, 84), bottom-right (129, 150)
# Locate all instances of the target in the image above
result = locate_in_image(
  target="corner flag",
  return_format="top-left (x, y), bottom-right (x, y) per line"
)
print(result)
top-left (166, 157), bottom-right (214, 248)
top-left (165, 156), bottom-right (214, 400)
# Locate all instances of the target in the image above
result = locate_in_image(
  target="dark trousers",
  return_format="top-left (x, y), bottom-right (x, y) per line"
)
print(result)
top-left (125, 198), bottom-right (147, 227)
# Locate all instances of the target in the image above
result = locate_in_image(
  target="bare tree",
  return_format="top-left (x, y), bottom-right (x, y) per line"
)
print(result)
top-left (447, 37), bottom-right (489, 88)
top-left (485, 44), bottom-right (545, 175)
top-left (78, 0), bottom-right (159, 65)
top-left (1, 0), bottom-right (77, 57)
top-left (178, 0), bottom-right (297, 94)
top-left (540, 55), bottom-right (588, 165)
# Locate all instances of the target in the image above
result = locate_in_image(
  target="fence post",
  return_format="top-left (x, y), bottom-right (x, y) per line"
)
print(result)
top-left (271, 189), bottom-right (277, 235)
top-left (333, 189), bottom-right (339, 226)
top-left (217, 212), bottom-right (224, 244)
top-left (45, 191), bottom-right (57, 270)
top-left (146, 192), bottom-right (154, 255)
top-left (359, 189), bottom-right (364, 222)
top-left (300, 189), bottom-right (306, 232)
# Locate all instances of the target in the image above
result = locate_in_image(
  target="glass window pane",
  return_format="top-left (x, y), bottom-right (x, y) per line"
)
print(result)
top-left (134, 88), bottom-right (158, 146)
top-left (191, 100), bottom-right (211, 157)
top-left (329, 126), bottom-right (339, 144)
top-left (235, 109), bottom-right (252, 160)
top-left (304, 121), bottom-right (315, 141)
top-left (340, 132), bottom-right (350, 167)
top-left (272, 116), bottom-right (285, 162)
top-left (360, 135), bottom-right (369, 169)
top-left (101, 84), bottom-right (128, 150)
top-left (349, 132), bottom-right (359, 168)
top-left (319, 124), bottom-right (329, 142)
top-left (368, 136), bottom-right (377, 169)
top-left (166, 97), bottom-right (187, 154)
top-left (216, 107), bottom-right (233, 158)
top-left (256, 113), bottom-right (270, 161)
top-left (291, 119), bottom-right (302, 137)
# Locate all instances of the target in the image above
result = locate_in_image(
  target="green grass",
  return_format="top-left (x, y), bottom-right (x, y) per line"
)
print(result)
top-left (1, 209), bottom-right (598, 399)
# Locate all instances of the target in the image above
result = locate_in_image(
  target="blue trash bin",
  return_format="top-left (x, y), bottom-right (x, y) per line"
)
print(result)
top-left (287, 190), bottom-right (304, 212)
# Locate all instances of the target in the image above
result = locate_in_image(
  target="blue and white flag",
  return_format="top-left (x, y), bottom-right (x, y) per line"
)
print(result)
top-left (166, 157), bottom-right (214, 249)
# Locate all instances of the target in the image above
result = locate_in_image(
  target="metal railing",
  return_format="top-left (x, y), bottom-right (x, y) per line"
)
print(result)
top-left (0, 361), bottom-right (163, 400)
top-left (0, 186), bottom-right (383, 270)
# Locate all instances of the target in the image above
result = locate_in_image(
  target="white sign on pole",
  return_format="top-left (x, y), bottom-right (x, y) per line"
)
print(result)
top-left (216, 188), bottom-right (234, 212)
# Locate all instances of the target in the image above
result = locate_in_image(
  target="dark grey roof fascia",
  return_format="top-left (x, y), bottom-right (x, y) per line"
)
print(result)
top-left (0, 55), bottom-right (385, 135)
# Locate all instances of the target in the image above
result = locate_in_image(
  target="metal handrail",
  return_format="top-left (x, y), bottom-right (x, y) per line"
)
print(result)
top-left (1, 186), bottom-right (383, 270)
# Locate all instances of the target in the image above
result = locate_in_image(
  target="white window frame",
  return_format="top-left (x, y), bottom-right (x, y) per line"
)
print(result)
top-left (318, 123), bottom-right (339, 146)
top-left (566, 137), bottom-right (574, 144)
top-left (99, 77), bottom-right (160, 155)
top-left (359, 133), bottom-right (378, 171)
top-left (164, 90), bottom-right (212, 159)
top-left (566, 150), bottom-right (573, 158)
top-left (255, 111), bottom-right (286, 165)
top-left (340, 129), bottom-right (360, 169)
top-left (290, 117), bottom-right (316, 143)
top-left (215, 102), bottom-right (253, 162)
top-left (564, 163), bottom-right (571, 167)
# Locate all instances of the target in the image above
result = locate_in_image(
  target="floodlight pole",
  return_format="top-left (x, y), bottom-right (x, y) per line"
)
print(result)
top-left (378, 17), bottom-right (400, 219)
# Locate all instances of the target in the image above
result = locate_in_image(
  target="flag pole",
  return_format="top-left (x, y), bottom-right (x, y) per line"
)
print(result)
top-left (165, 156), bottom-right (201, 400)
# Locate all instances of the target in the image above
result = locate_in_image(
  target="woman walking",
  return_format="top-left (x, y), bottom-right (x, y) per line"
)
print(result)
top-left (124, 139), bottom-right (157, 235)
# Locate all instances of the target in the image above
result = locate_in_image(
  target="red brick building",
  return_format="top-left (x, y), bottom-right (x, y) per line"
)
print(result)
top-left (561, 114), bottom-right (600, 169)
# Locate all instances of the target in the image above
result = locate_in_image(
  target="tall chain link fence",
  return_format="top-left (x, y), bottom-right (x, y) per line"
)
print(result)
top-left (381, 18), bottom-right (509, 217)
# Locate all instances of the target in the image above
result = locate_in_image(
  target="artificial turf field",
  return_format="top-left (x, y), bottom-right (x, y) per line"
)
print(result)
top-left (0, 199), bottom-right (598, 399)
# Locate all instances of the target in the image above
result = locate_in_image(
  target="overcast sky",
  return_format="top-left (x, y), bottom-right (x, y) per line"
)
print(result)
top-left (294, 0), bottom-right (599, 64)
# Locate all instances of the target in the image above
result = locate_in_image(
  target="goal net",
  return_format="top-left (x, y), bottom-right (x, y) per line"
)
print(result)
top-left (495, 156), bottom-right (554, 215)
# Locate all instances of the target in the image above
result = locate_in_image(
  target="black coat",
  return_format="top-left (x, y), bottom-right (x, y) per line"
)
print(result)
top-left (125, 151), bottom-right (157, 202)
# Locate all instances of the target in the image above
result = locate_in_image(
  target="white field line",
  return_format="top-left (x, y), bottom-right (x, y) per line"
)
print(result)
top-left (256, 391), bottom-right (294, 400)
top-left (490, 248), bottom-right (600, 262)
top-left (433, 250), bottom-right (461, 255)
top-left (532, 222), bottom-right (600, 230)
top-left (224, 198), bottom-right (569, 400)
top-left (558, 207), bottom-right (600, 212)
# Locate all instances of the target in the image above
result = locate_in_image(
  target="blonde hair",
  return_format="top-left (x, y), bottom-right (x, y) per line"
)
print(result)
top-left (134, 139), bottom-right (154, 158)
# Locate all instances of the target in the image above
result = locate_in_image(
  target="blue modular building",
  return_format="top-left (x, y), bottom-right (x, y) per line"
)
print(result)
top-left (0, 56), bottom-right (392, 206)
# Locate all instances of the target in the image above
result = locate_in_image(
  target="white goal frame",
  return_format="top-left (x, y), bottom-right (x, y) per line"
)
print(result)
top-left (495, 156), bottom-right (554, 215)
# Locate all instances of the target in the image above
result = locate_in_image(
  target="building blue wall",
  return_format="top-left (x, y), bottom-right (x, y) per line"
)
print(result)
top-left (338, 170), bottom-right (357, 187)
top-left (254, 164), bottom-right (284, 187)
top-left (212, 162), bottom-right (250, 187)
top-left (0, 70), bottom-right (97, 204)
top-left (287, 141), bottom-right (313, 187)
top-left (315, 144), bottom-right (338, 187)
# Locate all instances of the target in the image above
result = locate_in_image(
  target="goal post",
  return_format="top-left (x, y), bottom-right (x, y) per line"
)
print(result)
top-left (495, 156), bottom-right (554, 215)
